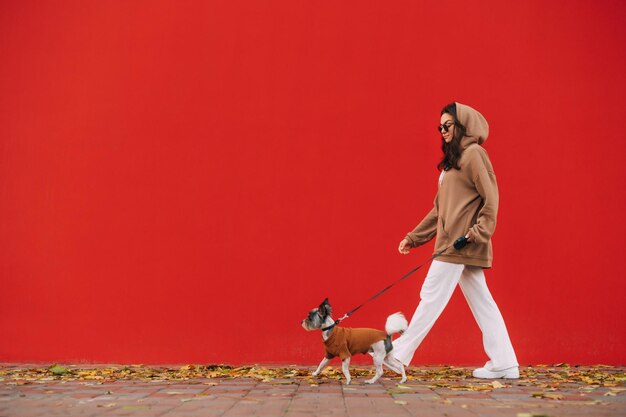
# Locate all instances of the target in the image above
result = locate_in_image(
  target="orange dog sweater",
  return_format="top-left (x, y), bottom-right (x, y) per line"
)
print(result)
top-left (323, 327), bottom-right (389, 360)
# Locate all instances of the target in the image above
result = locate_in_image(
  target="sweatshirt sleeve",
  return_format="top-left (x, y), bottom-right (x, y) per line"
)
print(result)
top-left (405, 195), bottom-right (439, 247)
top-left (467, 148), bottom-right (499, 243)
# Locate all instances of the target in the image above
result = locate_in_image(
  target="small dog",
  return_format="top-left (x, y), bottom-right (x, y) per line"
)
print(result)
top-left (301, 298), bottom-right (408, 385)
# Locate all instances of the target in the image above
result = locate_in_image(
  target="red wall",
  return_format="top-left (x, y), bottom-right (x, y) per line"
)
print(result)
top-left (1, 0), bottom-right (625, 366)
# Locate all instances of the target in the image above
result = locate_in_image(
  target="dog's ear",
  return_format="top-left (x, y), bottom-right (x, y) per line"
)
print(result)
top-left (319, 298), bottom-right (331, 317)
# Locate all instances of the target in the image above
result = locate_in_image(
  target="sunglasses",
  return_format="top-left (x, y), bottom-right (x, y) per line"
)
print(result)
top-left (437, 122), bottom-right (454, 133)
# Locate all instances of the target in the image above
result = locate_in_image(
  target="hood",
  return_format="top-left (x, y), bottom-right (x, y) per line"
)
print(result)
top-left (455, 102), bottom-right (489, 149)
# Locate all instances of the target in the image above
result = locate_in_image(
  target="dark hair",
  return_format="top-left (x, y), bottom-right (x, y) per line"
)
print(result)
top-left (437, 102), bottom-right (466, 171)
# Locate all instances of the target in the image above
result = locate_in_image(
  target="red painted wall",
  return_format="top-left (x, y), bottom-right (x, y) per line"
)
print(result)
top-left (1, 0), bottom-right (625, 366)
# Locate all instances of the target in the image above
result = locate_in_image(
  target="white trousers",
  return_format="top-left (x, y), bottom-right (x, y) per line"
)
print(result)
top-left (392, 260), bottom-right (518, 371)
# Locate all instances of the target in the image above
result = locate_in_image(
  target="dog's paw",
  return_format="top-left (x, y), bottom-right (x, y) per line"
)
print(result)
top-left (365, 378), bottom-right (377, 384)
top-left (312, 372), bottom-right (319, 377)
top-left (344, 379), bottom-right (351, 385)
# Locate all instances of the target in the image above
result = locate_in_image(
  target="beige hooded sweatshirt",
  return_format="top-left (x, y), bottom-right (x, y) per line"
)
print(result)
top-left (405, 102), bottom-right (498, 268)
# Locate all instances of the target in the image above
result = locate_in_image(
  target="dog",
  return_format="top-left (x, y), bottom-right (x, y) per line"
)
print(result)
top-left (301, 298), bottom-right (408, 385)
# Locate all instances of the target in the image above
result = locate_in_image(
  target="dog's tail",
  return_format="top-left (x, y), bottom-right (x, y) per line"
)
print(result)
top-left (385, 312), bottom-right (408, 335)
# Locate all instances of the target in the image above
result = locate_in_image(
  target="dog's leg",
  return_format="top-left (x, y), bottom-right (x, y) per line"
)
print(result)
top-left (365, 342), bottom-right (386, 384)
top-left (384, 355), bottom-right (407, 384)
top-left (341, 357), bottom-right (351, 385)
top-left (312, 357), bottom-right (330, 377)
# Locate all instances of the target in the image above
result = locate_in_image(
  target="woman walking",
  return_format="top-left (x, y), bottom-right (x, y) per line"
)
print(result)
top-left (394, 102), bottom-right (519, 378)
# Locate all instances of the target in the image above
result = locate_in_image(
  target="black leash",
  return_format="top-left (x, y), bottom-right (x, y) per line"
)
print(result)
top-left (321, 236), bottom-right (469, 332)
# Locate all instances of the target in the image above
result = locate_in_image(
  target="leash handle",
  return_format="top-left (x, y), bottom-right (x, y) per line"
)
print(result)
top-left (453, 236), bottom-right (469, 250)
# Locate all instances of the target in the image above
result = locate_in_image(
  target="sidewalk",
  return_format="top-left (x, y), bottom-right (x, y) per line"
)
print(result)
top-left (1, 364), bottom-right (624, 417)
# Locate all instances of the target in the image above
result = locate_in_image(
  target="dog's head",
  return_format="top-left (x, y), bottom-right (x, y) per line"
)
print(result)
top-left (301, 298), bottom-right (332, 331)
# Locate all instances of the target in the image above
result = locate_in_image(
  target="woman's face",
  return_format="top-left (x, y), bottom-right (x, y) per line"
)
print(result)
top-left (439, 113), bottom-right (455, 144)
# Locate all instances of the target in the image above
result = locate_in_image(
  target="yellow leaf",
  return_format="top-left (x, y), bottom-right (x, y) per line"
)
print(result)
top-left (49, 365), bottom-right (70, 375)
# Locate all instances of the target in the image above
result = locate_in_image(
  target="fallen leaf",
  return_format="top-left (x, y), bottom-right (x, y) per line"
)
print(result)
top-left (48, 365), bottom-right (70, 375)
top-left (532, 392), bottom-right (563, 400)
top-left (387, 389), bottom-right (414, 395)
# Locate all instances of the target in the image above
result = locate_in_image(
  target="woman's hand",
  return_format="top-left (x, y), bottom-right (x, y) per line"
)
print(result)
top-left (398, 238), bottom-right (412, 255)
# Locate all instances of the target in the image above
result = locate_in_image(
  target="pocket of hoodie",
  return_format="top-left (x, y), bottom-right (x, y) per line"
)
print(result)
top-left (437, 217), bottom-right (450, 239)
top-left (462, 212), bottom-right (479, 241)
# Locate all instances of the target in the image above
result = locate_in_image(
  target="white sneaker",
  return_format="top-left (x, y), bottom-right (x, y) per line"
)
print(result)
top-left (472, 366), bottom-right (519, 379)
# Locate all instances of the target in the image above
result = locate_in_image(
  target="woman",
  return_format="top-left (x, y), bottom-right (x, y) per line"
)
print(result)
top-left (393, 102), bottom-right (519, 379)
